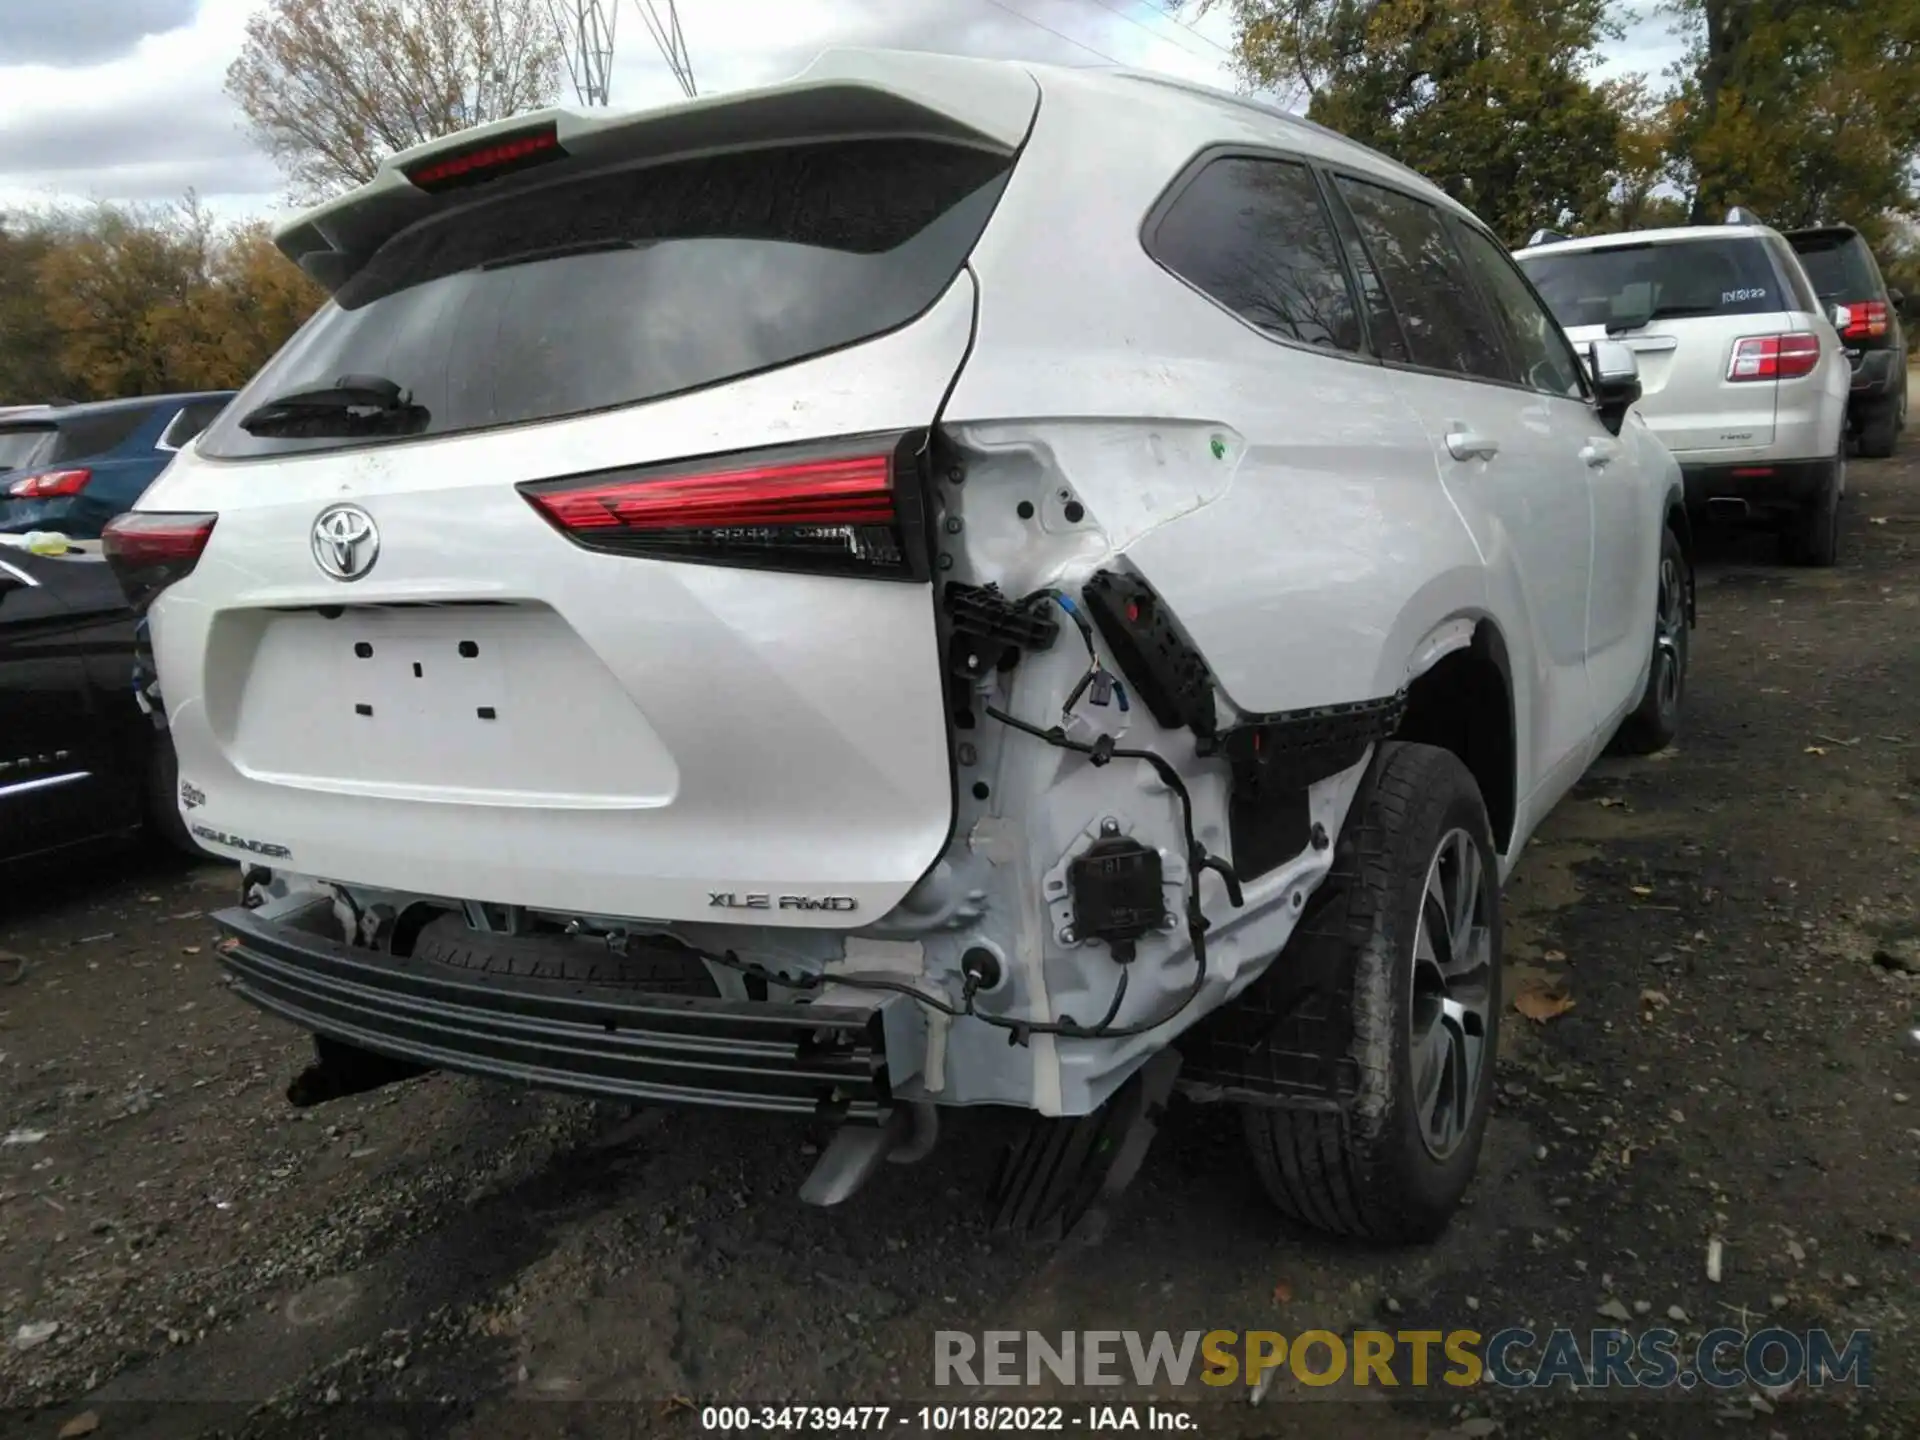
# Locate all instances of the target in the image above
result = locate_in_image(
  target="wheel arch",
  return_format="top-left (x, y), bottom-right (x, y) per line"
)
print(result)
top-left (1395, 617), bottom-right (1517, 853)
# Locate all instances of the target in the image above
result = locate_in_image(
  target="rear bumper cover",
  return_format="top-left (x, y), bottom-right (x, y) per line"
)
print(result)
top-left (1682, 458), bottom-right (1835, 513)
top-left (212, 905), bottom-right (897, 1120)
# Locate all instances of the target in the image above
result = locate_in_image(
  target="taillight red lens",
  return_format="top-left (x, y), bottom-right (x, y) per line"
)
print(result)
top-left (102, 511), bottom-right (217, 612)
top-left (1728, 333), bottom-right (1821, 381)
top-left (1843, 300), bottom-right (1889, 340)
top-left (519, 435), bottom-right (928, 580)
top-left (6, 467), bottom-right (91, 498)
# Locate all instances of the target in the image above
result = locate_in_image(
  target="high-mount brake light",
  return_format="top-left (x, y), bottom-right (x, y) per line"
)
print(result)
top-left (101, 511), bottom-right (217, 613)
top-left (1728, 332), bottom-right (1820, 382)
top-left (518, 435), bottom-right (929, 581)
top-left (6, 467), bottom-right (91, 499)
top-left (1843, 300), bottom-right (1889, 340)
top-left (403, 124), bottom-right (564, 193)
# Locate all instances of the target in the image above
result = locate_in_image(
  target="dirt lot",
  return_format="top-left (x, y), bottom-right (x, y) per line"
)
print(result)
top-left (3, 448), bottom-right (1918, 1440)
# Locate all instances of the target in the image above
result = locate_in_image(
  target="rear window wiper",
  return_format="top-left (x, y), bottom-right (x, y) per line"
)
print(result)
top-left (238, 374), bottom-right (430, 438)
top-left (1606, 303), bottom-right (1722, 335)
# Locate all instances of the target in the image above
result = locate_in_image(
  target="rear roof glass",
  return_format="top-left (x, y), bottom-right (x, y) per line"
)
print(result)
top-left (1518, 237), bottom-right (1787, 330)
top-left (1787, 232), bottom-right (1879, 299)
top-left (199, 138), bottom-right (1012, 461)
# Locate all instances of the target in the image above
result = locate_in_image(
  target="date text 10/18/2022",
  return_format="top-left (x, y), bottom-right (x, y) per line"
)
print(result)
top-left (698, 1407), bottom-right (1194, 1432)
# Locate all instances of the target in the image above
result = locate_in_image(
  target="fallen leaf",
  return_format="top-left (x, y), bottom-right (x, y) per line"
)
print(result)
top-left (1271, 1280), bottom-right (1293, 1304)
top-left (59, 1411), bottom-right (100, 1439)
top-left (1596, 1298), bottom-right (1634, 1322)
top-left (660, 1395), bottom-right (695, 1418)
top-left (1513, 981), bottom-right (1574, 1023)
top-left (1543, 948), bottom-right (1566, 963)
top-left (1805, 746), bottom-right (1827, 756)
top-left (1597, 796), bottom-right (1626, 808)
top-left (1639, 988), bottom-right (1670, 1010)
top-left (1869, 516), bottom-right (1888, 525)
top-left (1630, 885), bottom-right (1653, 897)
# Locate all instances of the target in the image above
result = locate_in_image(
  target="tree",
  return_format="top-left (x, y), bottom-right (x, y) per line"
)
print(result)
top-left (1667, 0), bottom-right (1920, 236)
top-left (1203, 0), bottom-right (1626, 244)
top-left (0, 202), bottom-right (324, 405)
top-left (33, 201), bottom-right (214, 400)
top-left (0, 217), bottom-right (71, 405)
top-left (226, 0), bottom-right (563, 203)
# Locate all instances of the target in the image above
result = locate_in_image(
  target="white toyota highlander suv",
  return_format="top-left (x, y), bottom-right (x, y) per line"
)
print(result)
top-left (1516, 215), bottom-right (1852, 565)
top-left (111, 49), bottom-right (1691, 1243)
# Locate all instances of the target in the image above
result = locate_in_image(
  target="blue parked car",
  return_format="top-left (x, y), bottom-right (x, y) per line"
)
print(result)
top-left (0, 392), bottom-right (235, 539)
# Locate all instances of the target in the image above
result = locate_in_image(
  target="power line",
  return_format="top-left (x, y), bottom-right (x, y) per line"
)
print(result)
top-left (1074, 0), bottom-right (1238, 65)
top-left (974, 0), bottom-right (1129, 67)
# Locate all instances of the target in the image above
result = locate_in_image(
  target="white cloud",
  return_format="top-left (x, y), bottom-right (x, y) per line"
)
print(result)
top-left (0, 0), bottom-right (1679, 224)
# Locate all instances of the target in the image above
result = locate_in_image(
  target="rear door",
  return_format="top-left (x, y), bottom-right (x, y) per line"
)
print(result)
top-left (138, 108), bottom-right (1032, 924)
top-left (1519, 237), bottom-right (1796, 454)
top-left (1329, 174), bottom-right (1597, 796)
top-left (0, 553), bottom-right (130, 859)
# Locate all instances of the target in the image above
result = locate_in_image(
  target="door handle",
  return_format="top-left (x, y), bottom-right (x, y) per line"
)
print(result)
top-left (1580, 443), bottom-right (1618, 468)
top-left (1445, 430), bottom-right (1500, 462)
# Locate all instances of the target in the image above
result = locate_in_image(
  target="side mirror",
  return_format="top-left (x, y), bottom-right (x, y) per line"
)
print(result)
top-left (1587, 339), bottom-right (1641, 436)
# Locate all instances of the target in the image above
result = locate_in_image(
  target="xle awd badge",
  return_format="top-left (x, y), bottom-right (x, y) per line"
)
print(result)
top-left (311, 503), bottom-right (379, 581)
top-left (710, 892), bottom-right (857, 913)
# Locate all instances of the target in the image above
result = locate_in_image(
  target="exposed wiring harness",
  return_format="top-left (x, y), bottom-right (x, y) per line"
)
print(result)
top-left (1033, 588), bottom-right (1129, 721)
top-left (699, 697), bottom-right (1241, 1045)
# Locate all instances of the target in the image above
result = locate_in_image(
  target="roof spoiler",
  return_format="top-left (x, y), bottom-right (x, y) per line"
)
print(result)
top-left (273, 48), bottom-right (1039, 293)
top-left (1526, 228), bottom-right (1572, 247)
top-left (1725, 206), bottom-right (1764, 226)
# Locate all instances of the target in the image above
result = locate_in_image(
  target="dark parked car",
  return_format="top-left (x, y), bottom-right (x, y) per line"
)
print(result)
top-left (0, 391), bottom-right (234, 538)
top-left (0, 540), bottom-right (198, 864)
top-left (1785, 225), bottom-right (1913, 458)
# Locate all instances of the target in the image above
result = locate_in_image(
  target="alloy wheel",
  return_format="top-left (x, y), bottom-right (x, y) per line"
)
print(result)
top-left (1408, 827), bottom-right (1496, 1161)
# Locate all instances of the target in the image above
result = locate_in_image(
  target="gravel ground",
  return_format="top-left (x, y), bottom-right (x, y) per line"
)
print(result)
top-left (3, 449), bottom-right (1918, 1440)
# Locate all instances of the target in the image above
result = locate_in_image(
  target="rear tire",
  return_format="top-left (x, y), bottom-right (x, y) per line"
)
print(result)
top-left (1241, 742), bottom-right (1501, 1244)
top-left (1610, 527), bottom-right (1689, 756)
top-left (1859, 402), bottom-right (1899, 459)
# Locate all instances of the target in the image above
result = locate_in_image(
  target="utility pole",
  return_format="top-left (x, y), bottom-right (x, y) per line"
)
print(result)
top-left (545, 0), bottom-right (694, 107)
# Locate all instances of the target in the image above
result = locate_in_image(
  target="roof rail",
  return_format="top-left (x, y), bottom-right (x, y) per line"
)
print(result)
top-left (1725, 206), bottom-right (1764, 226)
top-left (1526, 227), bottom-right (1572, 247)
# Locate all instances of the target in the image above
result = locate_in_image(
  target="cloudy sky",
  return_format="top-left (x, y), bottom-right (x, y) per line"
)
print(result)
top-left (0, 0), bottom-right (1683, 224)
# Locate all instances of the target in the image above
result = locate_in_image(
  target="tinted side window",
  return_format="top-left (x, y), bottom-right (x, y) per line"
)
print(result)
top-left (1150, 157), bottom-right (1363, 352)
top-left (1334, 178), bottom-right (1511, 381)
top-left (1449, 221), bottom-right (1584, 398)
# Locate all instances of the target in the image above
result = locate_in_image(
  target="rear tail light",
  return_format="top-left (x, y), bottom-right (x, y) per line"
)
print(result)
top-left (1728, 333), bottom-right (1821, 381)
top-left (6, 467), bottom-right (91, 499)
top-left (102, 511), bottom-right (218, 613)
top-left (518, 433), bottom-right (930, 581)
top-left (1843, 300), bottom-right (1889, 340)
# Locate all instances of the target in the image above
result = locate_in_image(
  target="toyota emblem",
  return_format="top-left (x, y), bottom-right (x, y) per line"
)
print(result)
top-left (311, 504), bottom-right (379, 581)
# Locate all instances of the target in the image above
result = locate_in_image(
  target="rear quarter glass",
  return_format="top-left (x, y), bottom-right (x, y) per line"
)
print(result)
top-left (1520, 237), bottom-right (1789, 330)
top-left (199, 138), bottom-right (1013, 461)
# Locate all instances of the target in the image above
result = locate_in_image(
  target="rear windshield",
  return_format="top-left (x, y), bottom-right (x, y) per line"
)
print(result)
top-left (200, 138), bottom-right (1012, 461)
top-left (1787, 233), bottom-right (1879, 300)
top-left (1518, 237), bottom-right (1787, 330)
top-left (0, 426), bottom-right (53, 472)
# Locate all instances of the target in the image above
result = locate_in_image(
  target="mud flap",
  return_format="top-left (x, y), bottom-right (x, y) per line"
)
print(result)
top-left (987, 1047), bottom-right (1181, 1243)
